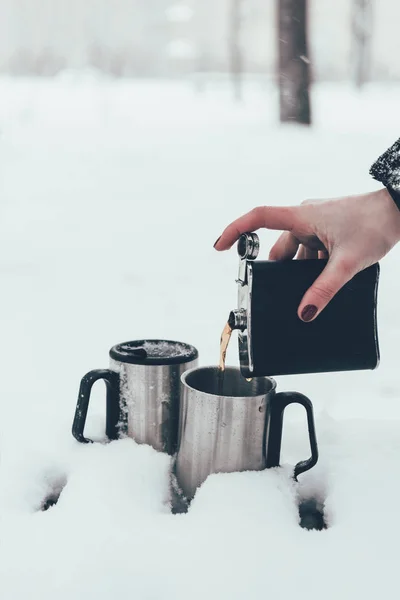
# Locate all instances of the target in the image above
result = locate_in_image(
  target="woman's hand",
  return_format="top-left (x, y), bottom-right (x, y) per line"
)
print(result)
top-left (214, 188), bottom-right (400, 321)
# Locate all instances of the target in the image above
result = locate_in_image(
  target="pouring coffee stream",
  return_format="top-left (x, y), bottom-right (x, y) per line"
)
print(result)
top-left (219, 319), bottom-right (252, 389)
top-left (218, 322), bottom-right (232, 372)
top-left (218, 321), bottom-right (232, 394)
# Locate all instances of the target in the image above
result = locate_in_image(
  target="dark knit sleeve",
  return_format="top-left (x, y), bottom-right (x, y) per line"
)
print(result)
top-left (370, 138), bottom-right (400, 189)
top-left (370, 138), bottom-right (400, 208)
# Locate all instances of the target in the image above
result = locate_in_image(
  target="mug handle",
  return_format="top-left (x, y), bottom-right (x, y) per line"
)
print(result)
top-left (265, 391), bottom-right (319, 480)
top-left (72, 369), bottom-right (121, 444)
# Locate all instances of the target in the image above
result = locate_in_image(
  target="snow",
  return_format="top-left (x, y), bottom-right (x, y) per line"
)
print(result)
top-left (1, 75), bottom-right (400, 599)
top-left (141, 340), bottom-right (196, 358)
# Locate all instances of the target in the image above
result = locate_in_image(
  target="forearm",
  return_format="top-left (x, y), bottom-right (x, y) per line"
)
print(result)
top-left (370, 138), bottom-right (400, 207)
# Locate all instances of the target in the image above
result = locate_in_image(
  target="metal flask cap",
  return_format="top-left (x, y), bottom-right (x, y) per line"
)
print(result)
top-left (237, 232), bottom-right (260, 261)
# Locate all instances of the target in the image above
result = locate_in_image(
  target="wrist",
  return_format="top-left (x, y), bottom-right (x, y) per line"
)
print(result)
top-left (378, 187), bottom-right (400, 244)
top-left (386, 184), bottom-right (400, 211)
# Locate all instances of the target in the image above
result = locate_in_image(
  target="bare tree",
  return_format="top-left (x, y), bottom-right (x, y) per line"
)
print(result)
top-left (277, 0), bottom-right (311, 124)
top-left (352, 0), bottom-right (373, 88)
top-left (229, 0), bottom-right (243, 102)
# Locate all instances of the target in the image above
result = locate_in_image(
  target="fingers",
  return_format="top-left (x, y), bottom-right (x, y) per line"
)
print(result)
top-left (214, 206), bottom-right (298, 251)
top-left (269, 232), bottom-right (299, 260)
top-left (297, 245), bottom-right (318, 260)
top-left (298, 254), bottom-right (358, 322)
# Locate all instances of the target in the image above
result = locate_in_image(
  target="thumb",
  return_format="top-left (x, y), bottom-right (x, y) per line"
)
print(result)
top-left (298, 255), bottom-right (357, 322)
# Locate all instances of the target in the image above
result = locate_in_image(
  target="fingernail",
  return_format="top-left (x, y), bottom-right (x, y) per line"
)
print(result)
top-left (301, 304), bottom-right (318, 322)
top-left (213, 236), bottom-right (221, 249)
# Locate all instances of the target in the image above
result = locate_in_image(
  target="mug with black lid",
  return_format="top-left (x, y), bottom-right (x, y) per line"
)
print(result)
top-left (72, 340), bottom-right (199, 455)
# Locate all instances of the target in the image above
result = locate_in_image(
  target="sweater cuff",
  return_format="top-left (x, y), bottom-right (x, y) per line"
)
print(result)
top-left (370, 137), bottom-right (400, 210)
top-left (370, 137), bottom-right (400, 188)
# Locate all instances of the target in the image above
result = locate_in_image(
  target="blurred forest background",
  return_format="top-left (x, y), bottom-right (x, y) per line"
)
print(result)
top-left (0, 1), bottom-right (398, 84)
top-left (1, 0), bottom-right (399, 129)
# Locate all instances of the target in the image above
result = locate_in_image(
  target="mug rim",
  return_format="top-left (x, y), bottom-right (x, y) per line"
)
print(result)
top-left (110, 339), bottom-right (199, 366)
top-left (181, 365), bottom-right (277, 399)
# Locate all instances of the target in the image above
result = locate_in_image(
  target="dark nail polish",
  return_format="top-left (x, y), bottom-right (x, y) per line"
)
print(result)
top-left (213, 236), bottom-right (221, 249)
top-left (301, 304), bottom-right (318, 322)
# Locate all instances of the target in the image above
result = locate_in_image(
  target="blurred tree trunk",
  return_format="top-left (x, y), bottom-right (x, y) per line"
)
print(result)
top-left (352, 0), bottom-right (373, 88)
top-left (277, 0), bottom-right (311, 124)
top-left (230, 0), bottom-right (243, 102)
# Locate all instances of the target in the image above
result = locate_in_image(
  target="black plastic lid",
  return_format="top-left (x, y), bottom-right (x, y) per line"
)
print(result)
top-left (109, 339), bottom-right (199, 366)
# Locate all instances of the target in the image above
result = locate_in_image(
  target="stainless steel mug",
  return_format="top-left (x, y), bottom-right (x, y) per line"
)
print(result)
top-left (72, 340), bottom-right (198, 455)
top-left (174, 366), bottom-right (318, 502)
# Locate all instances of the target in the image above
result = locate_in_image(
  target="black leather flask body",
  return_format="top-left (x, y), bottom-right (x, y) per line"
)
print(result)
top-left (229, 233), bottom-right (380, 378)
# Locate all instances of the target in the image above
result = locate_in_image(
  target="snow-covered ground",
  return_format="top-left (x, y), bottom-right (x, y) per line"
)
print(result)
top-left (1, 74), bottom-right (400, 599)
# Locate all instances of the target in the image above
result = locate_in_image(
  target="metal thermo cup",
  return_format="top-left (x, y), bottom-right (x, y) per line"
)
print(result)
top-left (174, 366), bottom-right (318, 503)
top-left (72, 339), bottom-right (199, 455)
